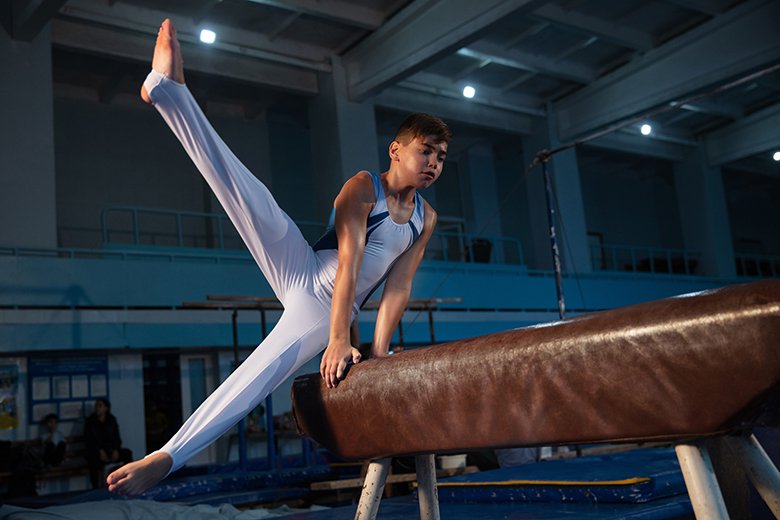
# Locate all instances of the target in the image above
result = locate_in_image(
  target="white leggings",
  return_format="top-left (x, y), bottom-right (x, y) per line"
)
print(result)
top-left (143, 70), bottom-right (333, 474)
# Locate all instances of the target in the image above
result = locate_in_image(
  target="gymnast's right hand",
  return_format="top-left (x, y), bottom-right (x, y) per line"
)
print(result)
top-left (321, 340), bottom-right (362, 388)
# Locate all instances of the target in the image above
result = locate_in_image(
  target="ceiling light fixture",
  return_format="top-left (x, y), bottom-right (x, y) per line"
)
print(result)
top-left (640, 123), bottom-right (652, 136)
top-left (462, 85), bottom-right (476, 99)
top-left (200, 29), bottom-right (216, 44)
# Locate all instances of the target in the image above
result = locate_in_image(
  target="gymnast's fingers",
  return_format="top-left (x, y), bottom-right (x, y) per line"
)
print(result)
top-left (336, 359), bottom-right (348, 381)
top-left (328, 364), bottom-right (339, 388)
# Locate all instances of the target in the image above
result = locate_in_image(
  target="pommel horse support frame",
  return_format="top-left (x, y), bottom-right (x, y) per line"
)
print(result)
top-left (292, 281), bottom-right (780, 520)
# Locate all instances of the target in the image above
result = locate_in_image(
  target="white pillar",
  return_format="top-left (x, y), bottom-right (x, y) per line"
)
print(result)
top-left (674, 147), bottom-right (736, 278)
top-left (462, 143), bottom-right (502, 238)
top-left (309, 57), bottom-right (380, 223)
top-left (0, 25), bottom-right (57, 248)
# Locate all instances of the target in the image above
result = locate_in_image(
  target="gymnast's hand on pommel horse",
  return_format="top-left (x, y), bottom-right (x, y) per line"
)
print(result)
top-left (105, 18), bottom-right (450, 497)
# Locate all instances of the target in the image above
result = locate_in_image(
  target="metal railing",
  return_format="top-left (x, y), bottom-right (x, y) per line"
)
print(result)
top-left (425, 231), bottom-right (524, 266)
top-left (101, 207), bottom-right (324, 249)
top-left (735, 253), bottom-right (780, 278)
top-left (100, 206), bottom-right (526, 267)
top-left (591, 243), bottom-right (700, 276)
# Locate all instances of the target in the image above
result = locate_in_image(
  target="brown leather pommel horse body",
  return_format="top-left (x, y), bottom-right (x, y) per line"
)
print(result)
top-left (292, 281), bottom-right (780, 519)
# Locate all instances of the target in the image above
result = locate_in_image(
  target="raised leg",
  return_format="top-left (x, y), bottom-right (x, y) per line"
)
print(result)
top-left (415, 454), bottom-right (440, 520)
top-left (675, 442), bottom-right (730, 520)
top-left (355, 458), bottom-right (391, 520)
top-left (141, 20), bottom-right (315, 306)
top-left (725, 434), bottom-right (780, 518)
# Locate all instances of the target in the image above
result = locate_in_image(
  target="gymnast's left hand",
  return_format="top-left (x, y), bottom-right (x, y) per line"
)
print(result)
top-left (321, 340), bottom-right (362, 388)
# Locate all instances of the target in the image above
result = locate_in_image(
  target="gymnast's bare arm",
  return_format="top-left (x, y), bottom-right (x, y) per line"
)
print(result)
top-left (320, 172), bottom-right (375, 388)
top-left (372, 200), bottom-right (437, 357)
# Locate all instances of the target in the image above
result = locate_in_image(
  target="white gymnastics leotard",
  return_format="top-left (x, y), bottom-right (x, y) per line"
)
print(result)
top-left (142, 70), bottom-right (424, 474)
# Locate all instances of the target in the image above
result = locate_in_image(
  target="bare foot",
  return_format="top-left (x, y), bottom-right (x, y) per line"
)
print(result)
top-left (106, 451), bottom-right (173, 495)
top-left (140, 18), bottom-right (185, 104)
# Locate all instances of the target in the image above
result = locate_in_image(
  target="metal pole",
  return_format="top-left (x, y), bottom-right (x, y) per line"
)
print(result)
top-left (265, 395), bottom-right (276, 470)
top-left (725, 434), bottom-right (780, 517)
top-left (398, 316), bottom-right (405, 348)
top-left (355, 458), bottom-right (391, 520)
top-left (675, 443), bottom-right (729, 520)
top-left (415, 454), bottom-right (440, 520)
top-left (257, 305), bottom-right (276, 470)
top-left (541, 158), bottom-right (566, 320)
top-left (232, 310), bottom-right (248, 472)
top-left (427, 307), bottom-right (436, 344)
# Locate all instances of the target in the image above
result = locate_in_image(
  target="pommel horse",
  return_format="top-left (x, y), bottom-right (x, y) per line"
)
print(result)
top-left (292, 281), bottom-right (780, 519)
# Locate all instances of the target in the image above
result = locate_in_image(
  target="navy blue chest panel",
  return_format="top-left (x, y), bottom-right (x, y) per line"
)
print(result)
top-left (312, 211), bottom-right (420, 252)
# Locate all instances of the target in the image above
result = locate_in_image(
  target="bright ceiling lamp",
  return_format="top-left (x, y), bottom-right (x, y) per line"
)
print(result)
top-left (462, 85), bottom-right (476, 98)
top-left (640, 123), bottom-right (652, 136)
top-left (773, 151), bottom-right (780, 161)
top-left (200, 29), bottom-right (216, 44)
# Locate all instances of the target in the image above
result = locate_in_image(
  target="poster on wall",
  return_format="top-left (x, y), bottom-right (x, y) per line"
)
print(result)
top-left (28, 357), bottom-right (108, 424)
top-left (0, 364), bottom-right (20, 430)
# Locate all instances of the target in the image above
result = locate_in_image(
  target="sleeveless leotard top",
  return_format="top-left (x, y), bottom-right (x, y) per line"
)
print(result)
top-left (313, 171), bottom-right (425, 311)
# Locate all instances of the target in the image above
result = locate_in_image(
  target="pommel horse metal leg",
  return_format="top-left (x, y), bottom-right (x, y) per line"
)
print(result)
top-left (675, 442), bottom-right (729, 519)
top-left (354, 455), bottom-right (440, 520)
top-left (725, 434), bottom-right (780, 518)
top-left (415, 454), bottom-right (440, 520)
top-left (355, 458), bottom-right (391, 520)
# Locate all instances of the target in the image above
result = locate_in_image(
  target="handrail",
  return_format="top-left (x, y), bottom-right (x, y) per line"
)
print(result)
top-left (735, 253), bottom-right (780, 278)
top-left (100, 206), bottom-right (526, 266)
top-left (427, 230), bottom-right (525, 265)
top-left (591, 243), bottom-right (700, 276)
top-left (101, 206), bottom-right (323, 249)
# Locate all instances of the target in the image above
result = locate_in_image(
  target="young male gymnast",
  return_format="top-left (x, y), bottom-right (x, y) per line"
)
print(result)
top-left (106, 19), bottom-right (450, 495)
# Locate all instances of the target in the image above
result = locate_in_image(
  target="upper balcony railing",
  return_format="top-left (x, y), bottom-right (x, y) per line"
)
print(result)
top-left (100, 207), bottom-right (525, 267)
top-left (101, 207), bottom-right (324, 250)
top-left (735, 253), bottom-right (780, 278)
top-left (591, 243), bottom-right (700, 276)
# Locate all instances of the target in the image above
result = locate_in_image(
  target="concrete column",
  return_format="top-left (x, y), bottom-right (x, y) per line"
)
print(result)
top-left (673, 147), bottom-right (736, 278)
top-left (252, 109), bottom-right (274, 191)
top-left (0, 25), bottom-right (57, 248)
top-left (462, 143), bottom-right (502, 238)
top-left (308, 57), bottom-right (380, 223)
top-left (521, 115), bottom-right (592, 273)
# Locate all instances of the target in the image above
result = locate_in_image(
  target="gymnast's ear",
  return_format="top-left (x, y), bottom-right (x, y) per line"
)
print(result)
top-left (389, 140), bottom-right (400, 161)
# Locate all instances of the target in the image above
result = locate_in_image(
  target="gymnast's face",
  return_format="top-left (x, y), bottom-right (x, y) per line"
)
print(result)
top-left (391, 134), bottom-right (447, 189)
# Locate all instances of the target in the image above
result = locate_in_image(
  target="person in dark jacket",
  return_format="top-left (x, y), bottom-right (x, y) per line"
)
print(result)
top-left (84, 398), bottom-right (132, 488)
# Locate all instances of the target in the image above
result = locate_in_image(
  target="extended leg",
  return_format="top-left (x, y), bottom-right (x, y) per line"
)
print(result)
top-left (725, 434), bottom-right (780, 518)
top-left (415, 454), bottom-right (440, 520)
top-left (355, 458), bottom-right (391, 520)
top-left (675, 442), bottom-right (729, 520)
top-left (158, 300), bottom-right (329, 473)
top-left (108, 295), bottom-right (330, 495)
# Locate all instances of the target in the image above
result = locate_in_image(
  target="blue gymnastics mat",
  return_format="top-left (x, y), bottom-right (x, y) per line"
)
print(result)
top-left (435, 447), bottom-right (686, 503)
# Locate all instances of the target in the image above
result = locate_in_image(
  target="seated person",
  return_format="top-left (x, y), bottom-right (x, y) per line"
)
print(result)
top-left (41, 413), bottom-right (66, 467)
top-left (84, 398), bottom-right (132, 488)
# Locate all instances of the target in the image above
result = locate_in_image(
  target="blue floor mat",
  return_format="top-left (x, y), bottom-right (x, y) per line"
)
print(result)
top-left (435, 447), bottom-right (686, 503)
